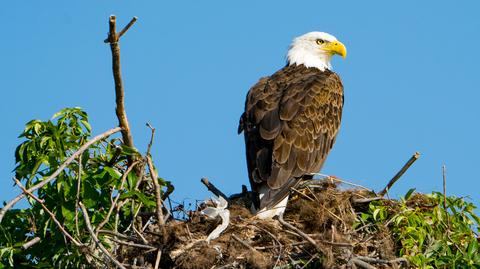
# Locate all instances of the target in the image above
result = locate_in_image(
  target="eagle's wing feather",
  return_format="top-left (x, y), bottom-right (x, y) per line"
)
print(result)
top-left (239, 65), bottom-right (343, 209)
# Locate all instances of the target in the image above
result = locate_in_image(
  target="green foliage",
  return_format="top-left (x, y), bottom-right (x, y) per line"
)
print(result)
top-left (1, 108), bottom-right (168, 268)
top-left (358, 189), bottom-right (480, 268)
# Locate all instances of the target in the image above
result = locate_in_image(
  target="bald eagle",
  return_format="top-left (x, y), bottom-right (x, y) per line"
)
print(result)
top-left (238, 32), bottom-right (347, 219)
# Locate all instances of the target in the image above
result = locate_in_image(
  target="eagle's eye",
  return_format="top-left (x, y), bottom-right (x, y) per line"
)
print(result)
top-left (316, 39), bottom-right (325, 45)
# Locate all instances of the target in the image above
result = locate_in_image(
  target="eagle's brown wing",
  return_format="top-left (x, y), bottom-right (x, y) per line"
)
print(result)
top-left (239, 64), bottom-right (343, 209)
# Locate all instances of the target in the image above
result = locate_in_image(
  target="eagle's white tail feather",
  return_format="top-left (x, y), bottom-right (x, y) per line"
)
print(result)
top-left (252, 185), bottom-right (290, 219)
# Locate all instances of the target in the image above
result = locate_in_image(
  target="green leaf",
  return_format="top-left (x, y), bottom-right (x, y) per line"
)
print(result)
top-left (104, 167), bottom-right (121, 180)
top-left (120, 191), bottom-right (156, 208)
top-left (405, 188), bottom-right (416, 200)
top-left (80, 119), bottom-right (91, 133)
top-left (373, 208), bottom-right (381, 221)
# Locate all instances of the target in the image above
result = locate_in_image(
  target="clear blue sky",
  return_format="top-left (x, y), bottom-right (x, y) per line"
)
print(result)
top-left (1, 1), bottom-right (479, 208)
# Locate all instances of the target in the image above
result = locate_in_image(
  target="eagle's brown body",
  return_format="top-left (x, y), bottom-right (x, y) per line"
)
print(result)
top-left (238, 64), bottom-right (344, 209)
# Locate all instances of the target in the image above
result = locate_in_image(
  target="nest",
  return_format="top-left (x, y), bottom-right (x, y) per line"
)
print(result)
top-left (116, 179), bottom-right (412, 269)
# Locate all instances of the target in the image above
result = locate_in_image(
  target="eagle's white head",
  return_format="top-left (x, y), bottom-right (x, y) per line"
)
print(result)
top-left (287, 31), bottom-right (347, 71)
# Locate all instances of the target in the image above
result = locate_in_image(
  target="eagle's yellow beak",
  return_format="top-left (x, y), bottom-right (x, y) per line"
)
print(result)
top-left (323, 40), bottom-right (347, 58)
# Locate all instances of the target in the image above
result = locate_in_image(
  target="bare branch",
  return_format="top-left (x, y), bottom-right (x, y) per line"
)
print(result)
top-left (443, 164), bottom-right (450, 228)
top-left (351, 258), bottom-right (377, 269)
top-left (277, 213), bottom-right (323, 254)
top-left (200, 178), bottom-right (230, 203)
top-left (79, 202), bottom-right (126, 269)
top-left (154, 249), bottom-right (162, 269)
top-left (146, 156), bottom-right (165, 227)
top-left (351, 197), bottom-right (385, 204)
top-left (379, 152), bottom-right (420, 197)
top-left (232, 234), bottom-right (255, 251)
top-left (22, 237), bottom-right (41, 250)
top-left (108, 237), bottom-right (156, 250)
top-left (0, 127), bottom-right (122, 223)
top-left (105, 15), bottom-right (137, 172)
top-left (75, 155), bottom-right (83, 236)
top-left (146, 123), bottom-right (155, 156)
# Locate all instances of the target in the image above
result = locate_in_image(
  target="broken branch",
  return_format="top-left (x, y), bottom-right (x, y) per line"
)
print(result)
top-left (200, 177), bottom-right (230, 203)
top-left (379, 152), bottom-right (420, 197)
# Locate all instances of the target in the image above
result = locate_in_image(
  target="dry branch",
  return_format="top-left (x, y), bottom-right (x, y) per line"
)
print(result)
top-left (147, 156), bottom-right (165, 227)
top-left (379, 152), bottom-right (420, 196)
top-left (277, 213), bottom-right (323, 253)
top-left (200, 177), bottom-right (230, 203)
top-left (22, 237), bottom-right (41, 250)
top-left (105, 15), bottom-right (138, 171)
top-left (80, 202), bottom-right (127, 269)
top-left (0, 127), bottom-right (122, 223)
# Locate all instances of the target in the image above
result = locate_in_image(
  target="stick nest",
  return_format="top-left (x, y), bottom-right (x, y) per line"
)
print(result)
top-left (118, 179), bottom-right (414, 268)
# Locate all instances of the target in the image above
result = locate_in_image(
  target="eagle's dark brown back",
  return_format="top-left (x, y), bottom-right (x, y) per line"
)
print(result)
top-left (238, 64), bottom-right (343, 208)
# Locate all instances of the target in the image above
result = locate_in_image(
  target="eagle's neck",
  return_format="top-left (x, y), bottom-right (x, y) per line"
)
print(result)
top-left (287, 46), bottom-right (332, 71)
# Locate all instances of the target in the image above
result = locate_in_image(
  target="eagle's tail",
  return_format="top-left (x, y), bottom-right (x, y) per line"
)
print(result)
top-left (252, 178), bottom-right (302, 219)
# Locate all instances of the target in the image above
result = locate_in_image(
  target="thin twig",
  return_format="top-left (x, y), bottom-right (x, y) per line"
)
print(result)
top-left (200, 178), bottom-right (230, 203)
top-left (109, 237), bottom-right (156, 250)
top-left (379, 152), bottom-right (420, 196)
top-left (154, 249), bottom-right (162, 269)
top-left (75, 155), bottom-right (82, 236)
top-left (356, 256), bottom-right (409, 266)
top-left (96, 161), bottom-right (139, 235)
top-left (146, 123), bottom-right (155, 156)
top-left (305, 176), bottom-right (373, 192)
top-left (98, 230), bottom-right (139, 242)
top-left (351, 197), bottom-right (385, 204)
top-left (22, 237), bottom-right (41, 250)
top-left (79, 202), bottom-right (126, 269)
top-left (291, 187), bottom-right (315, 202)
top-left (13, 178), bottom-right (82, 246)
top-left (442, 164), bottom-right (450, 228)
top-left (351, 258), bottom-right (377, 269)
top-left (277, 213), bottom-right (323, 254)
top-left (0, 127), bottom-right (122, 223)
top-left (232, 234), bottom-right (255, 251)
top-left (146, 156), bottom-right (165, 227)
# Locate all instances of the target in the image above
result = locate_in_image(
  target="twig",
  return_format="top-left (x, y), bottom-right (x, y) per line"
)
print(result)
top-left (351, 258), bottom-right (377, 269)
top-left (146, 156), bottom-right (165, 227)
top-left (133, 225), bottom-right (149, 245)
top-left (104, 16), bottom-right (138, 43)
top-left (200, 178), bottom-right (230, 203)
top-left (98, 230), bottom-right (139, 242)
top-left (22, 237), bottom-right (41, 250)
top-left (442, 165), bottom-right (450, 229)
top-left (351, 197), bottom-right (384, 204)
top-left (291, 187), bottom-right (315, 202)
top-left (379, 152), bottom-right (420, 196)
top-left (356, 256), bottom-right (409, 266)
top-left (75, 155), bottom-right (82, 236)
top-left (154, 249), bottom-right (162, 269)
top-left (96, 161), bottom-right (139, 235)
top-left (277, 213), bottom-right (323, 254)
top-left (13, 178), bottom-right (82, 247)
top-left (231, 234), bottom-right (255, 251)
top-left (109, 237), bottom-right (156, 250)
top-left (0, 127), bottom-right (122, 223)
top-left (146, 123), bottom-right (155, 156)
top-left (304, 176), bottom-right (373, 192)
top-left (79, 202), bottom-right (126, 269)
